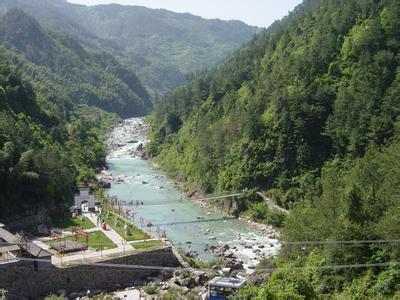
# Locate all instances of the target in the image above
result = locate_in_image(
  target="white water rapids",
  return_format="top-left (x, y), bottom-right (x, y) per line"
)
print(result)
top-left (104, 118), bottom-right (280, 270)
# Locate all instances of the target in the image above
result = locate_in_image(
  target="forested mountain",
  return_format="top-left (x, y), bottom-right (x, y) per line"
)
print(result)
top-left (149, 0), bottom-right (400, 297)
top-left (0, 9), bottom-right (138, 219)
top-left (0, 9), bottom-right (151, 117)
top-left (0, 0), bottom-right (257, 95)
top-left (0, 62), bottom-right (115, 219)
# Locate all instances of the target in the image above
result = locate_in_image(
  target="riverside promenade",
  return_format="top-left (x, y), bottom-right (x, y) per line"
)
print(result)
top-left (51, 212), bottom-right (134, 264)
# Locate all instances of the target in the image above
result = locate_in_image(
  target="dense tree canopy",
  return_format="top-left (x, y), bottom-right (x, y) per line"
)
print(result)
top-left (0, 0), bottom-right (257, 95)
top-left (150, 0), bottom-right (400, 202)
top-left (0, 9), bottom-right (151, 118)
top-left (0, 63), bottom-right (116, 220)
top-left (149, 0), bottom-right (400, 297)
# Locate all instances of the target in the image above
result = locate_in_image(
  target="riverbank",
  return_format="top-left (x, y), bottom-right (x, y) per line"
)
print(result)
top-left (148, 157), bottom-right (281, 240)
top-left (103, 117), bottom-right (281, 270)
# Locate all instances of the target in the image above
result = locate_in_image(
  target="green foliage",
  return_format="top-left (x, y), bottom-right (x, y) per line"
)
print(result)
top-left (143, 283), bottom-right (158, 295)
top-left (0, 9), bottom-right (151, 117)
top-left (148, 0), bottom-right (400, 298)
top-left (44, 295), bottom-right (66, 300)
top-left (281, 141), bottom-right (400, 296)
top-left (0, 0), bottom-right (257, 96)
top-left (250, 202), bottom-right (270, 221)
top-left (264, 270), bottom-right (316, 299)
top-left (239, 269), bottom-right (316, 299)
top-left (266, 209), bottom-right (287, 228)
top-left (373, 269), bottom-right (400, 296)
top-left (101, 209), bottom-right (148, 241)
top-left (0, 63), bottom-right (114, 219)
top-left (161, 289), bottom-right (198, 300)
top-left (132, 240), bottom-right (164, 250)
top-left (53, 215), bottom-right (95, 231)
top-left (150, 0), bottom-right (400, 208)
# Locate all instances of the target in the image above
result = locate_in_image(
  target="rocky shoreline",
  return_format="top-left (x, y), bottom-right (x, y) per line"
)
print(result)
top-left (103, 117), bottom-right (281, 272)
top-left (105, 118), bottom-right (150, 159)
top-left (148, 160), bottom-right (281, 242)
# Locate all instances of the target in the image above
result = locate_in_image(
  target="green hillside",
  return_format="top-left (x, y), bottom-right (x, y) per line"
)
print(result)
top-left (0, 9), bottom-right (151, 117)
top-left (0, 0), bottom-right (258, 95)
top-left (0, 60), bottom-right (116, 219)
top-left (149, 0), bottom-right (400, 297)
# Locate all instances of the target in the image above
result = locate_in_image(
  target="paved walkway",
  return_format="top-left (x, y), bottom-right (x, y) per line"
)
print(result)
top-left (128, 238), bottom-right (159, 244)
top-left (51, 246), bottom-right (135, 264)
top-left (85, 227), bottom-right (102, 233)
top-left (84, 212), bottom-right (132, 246)
top-left (36, 230), bottom-right (74, 242)
top-left (257, 191), bottom-right (289, 214)
top-left (51, 213), bottom-right (133, 265)
top-left (33, 213), bottom-right (165, 265)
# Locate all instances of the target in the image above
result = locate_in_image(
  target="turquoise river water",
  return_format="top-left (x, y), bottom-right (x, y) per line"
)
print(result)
top-left (105, 118), bottom-right (279, 268)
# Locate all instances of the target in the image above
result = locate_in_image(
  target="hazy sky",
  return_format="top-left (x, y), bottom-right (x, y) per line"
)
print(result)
top-left (66, 0), bottom-right (303, 28)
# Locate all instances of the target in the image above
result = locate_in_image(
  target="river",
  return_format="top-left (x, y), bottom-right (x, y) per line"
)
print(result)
top-left (104, 118), bottom-right (280, 269)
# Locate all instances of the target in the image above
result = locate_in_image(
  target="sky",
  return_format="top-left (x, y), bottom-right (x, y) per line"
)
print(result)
top-left (66, 0), bottom-right (303, 28)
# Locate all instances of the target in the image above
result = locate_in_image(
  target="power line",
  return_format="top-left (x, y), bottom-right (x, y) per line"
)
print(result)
top-left (1, 239), bottom-right (399, 248)
top-left (271, 261), bottom-right (400, 273)
top-left (4, 256), bottom-right (181, 271)
top-left (172, 239), bottom-right (400, 246)
top-left (152, 217), bottom-right (237, 227)
top-left (4, 256), bottom-right (400, 273)
top-left (281, 239), bottom-right (400, 246)
top-left (109, 191), bottom-right (244, 207)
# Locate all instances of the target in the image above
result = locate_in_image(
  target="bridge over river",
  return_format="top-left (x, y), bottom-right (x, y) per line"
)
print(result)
top-left (105, 118), bottom-right (280, 269)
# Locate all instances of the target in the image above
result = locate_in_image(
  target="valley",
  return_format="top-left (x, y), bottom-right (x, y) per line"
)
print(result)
top-left (0, 0), bottom-right (399, 298)
top-left (104, 117), bottom-right (280, 269)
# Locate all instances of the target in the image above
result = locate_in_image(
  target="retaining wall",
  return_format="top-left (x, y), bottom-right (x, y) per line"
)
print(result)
top-left (0, 247), bottom-right (180, 299)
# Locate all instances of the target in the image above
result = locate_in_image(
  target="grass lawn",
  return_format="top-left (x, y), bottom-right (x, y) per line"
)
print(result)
top-left (102, 211), bottom-right (148, 241)
top-left (53, 215), bottom-right (95, 231)
top-left (132, 240), bottom-right (165, 250)
top-left (47, 231), bottom-right (117, 250)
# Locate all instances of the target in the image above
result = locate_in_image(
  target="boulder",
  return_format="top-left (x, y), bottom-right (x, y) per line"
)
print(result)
top-left (193, 271), bottom-right (206, 277)
top-left (178, 276), bottom-right (195, 288)
top-left (225, 259), bottom-right (244, 271)
top-left (223, 250), bottom-right (235, 259)
top-left (204, 244), bottom-right (217, 253)
top-left (185, 251), bottom-right (197, 258)
top-left (222, 244), bottom-right (230, 251)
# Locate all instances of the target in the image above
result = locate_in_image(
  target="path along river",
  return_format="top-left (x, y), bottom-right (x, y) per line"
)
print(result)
top-left (105, 118), bottom-right (280, 269)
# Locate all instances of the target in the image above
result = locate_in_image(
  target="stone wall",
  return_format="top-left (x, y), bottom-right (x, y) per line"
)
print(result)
top-left (0, 247), bottom-right (180, 298)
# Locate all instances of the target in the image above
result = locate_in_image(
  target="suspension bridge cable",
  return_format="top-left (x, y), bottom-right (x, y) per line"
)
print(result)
top-left (1, 239), bottom-right (399, 247)
top-left (3, 256), bottom-right (400, 273)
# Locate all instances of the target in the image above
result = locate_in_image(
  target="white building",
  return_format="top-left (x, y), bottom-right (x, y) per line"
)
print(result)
top-left (74, 187), bottom-right (96, 212)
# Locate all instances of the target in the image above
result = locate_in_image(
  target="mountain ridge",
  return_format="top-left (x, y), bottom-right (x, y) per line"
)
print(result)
top-left (0, 0), bottom-right (258, 95)
top-left (148, 0), bottom-right (400, 296)
top-left (0, 9), bottom-right (151, 117)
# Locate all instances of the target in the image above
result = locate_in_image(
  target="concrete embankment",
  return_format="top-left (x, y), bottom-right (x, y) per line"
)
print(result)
top-left (0, 247), bottom-right (180, 299)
